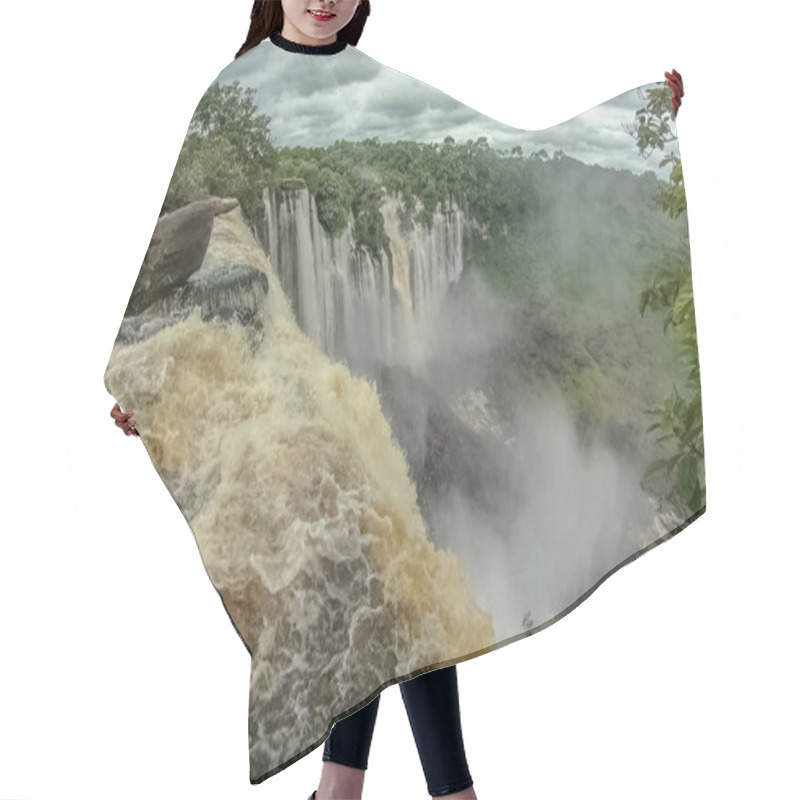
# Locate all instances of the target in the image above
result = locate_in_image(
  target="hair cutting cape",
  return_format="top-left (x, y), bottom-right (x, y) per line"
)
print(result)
top-left (103, 33), bottom-right (706, 785)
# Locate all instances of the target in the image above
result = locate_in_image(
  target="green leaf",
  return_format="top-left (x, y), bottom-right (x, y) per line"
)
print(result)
top-left (677, 455), bottom-right (699, 504)
top-left (687, 478), bottom-right (703, 513)
top-left (643, 458), bottom-right (672, 480)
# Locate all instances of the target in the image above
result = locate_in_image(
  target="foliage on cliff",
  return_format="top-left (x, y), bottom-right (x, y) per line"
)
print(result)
top-left (626, 86), bottom-right (705, 515)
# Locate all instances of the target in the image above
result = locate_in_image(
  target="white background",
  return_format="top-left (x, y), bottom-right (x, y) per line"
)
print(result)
top-left (1, 1), bottom-right (796, 798)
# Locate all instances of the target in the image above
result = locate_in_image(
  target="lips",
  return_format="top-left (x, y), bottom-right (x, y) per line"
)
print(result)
top-left (308, 9), bottom-right (335, 20)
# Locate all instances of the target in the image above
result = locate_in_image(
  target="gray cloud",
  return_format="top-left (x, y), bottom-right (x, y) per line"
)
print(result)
top-left (214, 40), bottom-right (675, 177)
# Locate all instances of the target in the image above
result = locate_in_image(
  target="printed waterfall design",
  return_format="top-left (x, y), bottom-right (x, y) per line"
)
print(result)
top-left (103, 36), bottom-right (706, 785)
top-left (259, 183), bottom-right (471, 364)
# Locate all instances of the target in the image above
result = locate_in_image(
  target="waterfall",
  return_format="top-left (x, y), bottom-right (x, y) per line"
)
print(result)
top-left (260, 182), bottom-right (468, 371)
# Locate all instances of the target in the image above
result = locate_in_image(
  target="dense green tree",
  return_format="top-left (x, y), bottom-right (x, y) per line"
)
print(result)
top-left (316, 166), bottom-right (354, 237)
top-left (627, 86), bottom-right (705, 514)
top-left (163, 80), bottom-right (277, 224)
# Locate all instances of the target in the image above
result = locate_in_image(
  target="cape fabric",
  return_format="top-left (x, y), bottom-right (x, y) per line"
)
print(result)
top-left (103, 31), bottom-right (706, 784)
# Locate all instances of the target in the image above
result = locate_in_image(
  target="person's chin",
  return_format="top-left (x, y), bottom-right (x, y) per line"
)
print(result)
top-left (301, 26), bottom-right (337, 41)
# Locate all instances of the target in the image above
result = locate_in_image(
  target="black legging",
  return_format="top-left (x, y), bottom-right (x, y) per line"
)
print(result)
top-left (323, 664), bottom-right (474, 797)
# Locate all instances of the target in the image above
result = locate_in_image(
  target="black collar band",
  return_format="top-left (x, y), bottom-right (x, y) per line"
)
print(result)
top-left (270, 31), bottom-right (348, 55)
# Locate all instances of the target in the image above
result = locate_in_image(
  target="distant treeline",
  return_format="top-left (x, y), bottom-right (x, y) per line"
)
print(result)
top-left (162, 80), bottom-right (671, 281)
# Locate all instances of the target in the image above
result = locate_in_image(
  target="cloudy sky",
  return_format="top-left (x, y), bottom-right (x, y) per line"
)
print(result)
top-left (215, 39), bottom-right (675, 178)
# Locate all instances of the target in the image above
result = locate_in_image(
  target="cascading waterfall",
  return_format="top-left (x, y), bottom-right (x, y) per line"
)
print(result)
top-left (259, 182), bottom-right (469, 370)
top-left (252, 177), bottom-right (681, 652)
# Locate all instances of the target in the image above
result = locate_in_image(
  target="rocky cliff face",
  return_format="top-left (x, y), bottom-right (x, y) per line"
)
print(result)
top-left (113, 197), bottom-right (269, 353)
